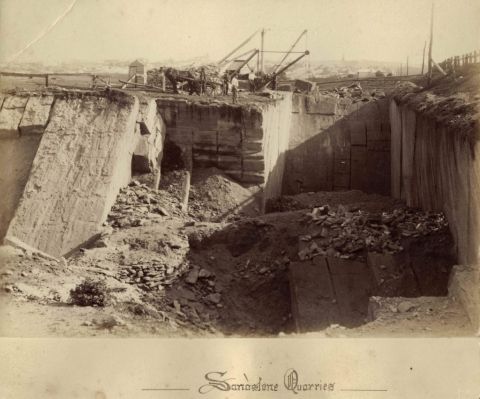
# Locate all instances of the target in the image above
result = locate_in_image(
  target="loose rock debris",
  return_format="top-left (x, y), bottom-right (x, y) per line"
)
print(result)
top-left (0, 170), bottom-right (461, 337)
top-left (298, 204), bottom-right (449, 261)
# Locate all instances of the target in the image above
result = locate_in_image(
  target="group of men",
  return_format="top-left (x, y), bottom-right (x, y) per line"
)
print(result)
top-left (162, 65), bottom-right (266, 104)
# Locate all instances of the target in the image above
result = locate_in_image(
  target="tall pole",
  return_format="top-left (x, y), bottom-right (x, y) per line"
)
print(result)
top-left (421, 40), bottom-right (426, 74)
top-left (400, 63), bottom-right (403, 76)
top-left (427, 3), bottom-right (434, 84)
top-left (260, 28), bottom-right (265, 73)
top-left (406, 56), bottom-right (409, 75)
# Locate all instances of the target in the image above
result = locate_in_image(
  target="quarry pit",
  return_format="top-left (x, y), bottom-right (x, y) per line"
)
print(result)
top-left (0, 70), bottom-right (479, 337)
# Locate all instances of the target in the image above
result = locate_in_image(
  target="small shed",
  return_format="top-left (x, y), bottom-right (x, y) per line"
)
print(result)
top-left (128, 60), bottom-right (146, 84)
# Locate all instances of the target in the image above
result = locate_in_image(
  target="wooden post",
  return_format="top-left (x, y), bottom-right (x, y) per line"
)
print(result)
top-left (45, 74), bottom-right (49, 87)
top-left (406, 56), bottom-right (409, 75)
top-left (421, 40), bottom-right (426, 74)
top-left (427, 3), bottom-right (434, 85)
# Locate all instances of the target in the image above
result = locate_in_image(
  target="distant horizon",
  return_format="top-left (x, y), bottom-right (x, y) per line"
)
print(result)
top-left (0, 0), bottom-right (478, 68)
top-left (0, 56), bottom-right (425, 69)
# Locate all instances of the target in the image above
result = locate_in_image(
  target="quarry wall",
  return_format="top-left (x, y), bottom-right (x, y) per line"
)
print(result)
top-left (283, 93), bottom-right (391, 195)
top-left (1, 91), bottom-right (291, 256)
top-left (390, 98), bottom-right (479, 329)
top-left (1, 91), bottom-right (165, 259)
top-left (390, 99), bottom-right (479, 266)
top-left (156, 95), bottom-right (292, 205)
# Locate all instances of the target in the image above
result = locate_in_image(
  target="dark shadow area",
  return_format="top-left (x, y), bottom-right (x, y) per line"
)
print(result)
top-left (282, 98), bottom-right (391, 196)
top-left (0, 136), bottom-right (42, 241)
top-left (172, 203), bottom-right (456, 335)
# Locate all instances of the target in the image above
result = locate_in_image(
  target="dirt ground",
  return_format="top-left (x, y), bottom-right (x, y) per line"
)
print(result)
top-left (0, 169), bottom-right (473, 338)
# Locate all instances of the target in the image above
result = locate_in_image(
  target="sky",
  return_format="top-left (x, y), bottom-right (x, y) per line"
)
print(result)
top-left (0, 0), bottom-right (479, 66)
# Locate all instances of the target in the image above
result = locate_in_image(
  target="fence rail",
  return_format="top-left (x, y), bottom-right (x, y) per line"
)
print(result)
top-left (438, 49), bottom-right (480, 73)
top-left (0, 70), bottom-right (119, 89)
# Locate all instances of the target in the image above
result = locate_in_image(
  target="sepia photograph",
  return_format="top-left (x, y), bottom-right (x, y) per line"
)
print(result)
top-left (0, 0), bottom-right (479, 397)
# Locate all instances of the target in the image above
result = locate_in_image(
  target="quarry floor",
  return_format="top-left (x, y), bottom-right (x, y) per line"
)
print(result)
top-left (0, 168), bottom-right (474, 338)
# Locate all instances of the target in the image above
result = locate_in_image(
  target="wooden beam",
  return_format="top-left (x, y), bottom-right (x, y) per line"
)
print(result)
top-left (121, 74), bottom-right (136, 89)
top-left (432, 58), bottom-right (447, 76)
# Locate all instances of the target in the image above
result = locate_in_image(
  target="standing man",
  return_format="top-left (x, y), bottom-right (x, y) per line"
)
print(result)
top-left (231, 75), bottom-right (239, 104)
top-left (199, 67), bottom-right (207, 95)
top-left (222, 72), bottom-right (229, 95)
top-left (248, 69), bottom-right (256, 92)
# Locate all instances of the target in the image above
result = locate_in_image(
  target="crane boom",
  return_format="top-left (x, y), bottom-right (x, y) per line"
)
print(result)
top-left (228, 49), bottom-right (259, 78)
top-left (258, 50), bottom-right (309, 90)
top-left (218, 30), bottom-right (260, 65)
top-left (273, 30), bottom-right (308, 73)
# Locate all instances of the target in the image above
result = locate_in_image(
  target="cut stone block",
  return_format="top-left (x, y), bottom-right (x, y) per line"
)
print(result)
top-left (19, 95), bottom-right (54, 135)
top-left (289, 257), bottom-right (339, 332)
top-left (449, 265), bottom-right (479, 332)
top-left (132, 99), bottom-right (165, 174)
top-left (0, 95), bottom-right (29, 138)
top-left (5, 92), bottom-right (139, 257)
top-left (327, 257), bottom-right (375, 326)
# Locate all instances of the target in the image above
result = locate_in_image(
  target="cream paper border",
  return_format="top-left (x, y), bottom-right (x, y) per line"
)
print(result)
top-left (1, 338), bottom-right (479, 398)
top-left (2, 1), bottom-right (480, 398)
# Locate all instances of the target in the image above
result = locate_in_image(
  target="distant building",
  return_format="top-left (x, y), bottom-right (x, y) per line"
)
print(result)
top-left (128, 60), bottom-right (146, 84)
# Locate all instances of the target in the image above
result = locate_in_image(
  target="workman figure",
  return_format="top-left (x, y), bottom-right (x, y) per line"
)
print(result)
top-left (199, 67), bottom-right (207, 95)
top-left (231, 76), bottom-right (239, 104)
top-left (222, 72), bottom-right (229, 95)
top-left (248, 70), bottom-right (256, 92)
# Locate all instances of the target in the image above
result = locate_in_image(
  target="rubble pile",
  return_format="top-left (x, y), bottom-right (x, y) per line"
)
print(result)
top-left (317, 83), bottom-right (386, 103)
top-left (118, 260), bottom-right (188, 292)
top-left (189, 168), bottom-right (259, 222)
top-left (153, 266), bottom-right (224, 333)
top-left (298, 205), bottom-right (449, 260)
top-left (107, 180), bottom-right (184, 228)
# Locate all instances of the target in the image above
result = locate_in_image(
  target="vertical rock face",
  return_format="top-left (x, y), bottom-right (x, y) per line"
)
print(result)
top-left (389, 99), bottom-right (479, 266)
top-left (262, 92), bottom-right (292, 201)
top-left (132, 98), bottom-right (166, 174)
top-left (390, 98), bottom-right (480, 330)
top-left (283, 93), bottom-right (391, 195)
top-left (5, 92), bottom-right (139, 257)
top-left (156, 95), bottom-right (293, 206)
